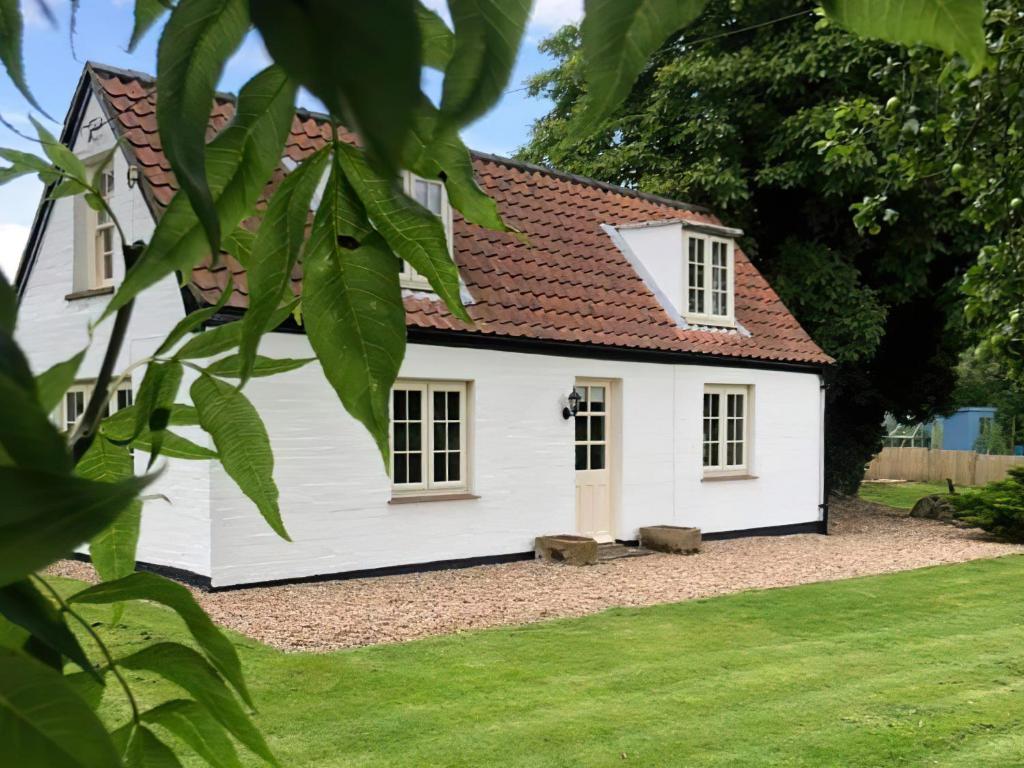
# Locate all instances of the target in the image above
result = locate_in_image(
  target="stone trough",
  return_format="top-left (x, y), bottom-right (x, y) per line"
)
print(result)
top-left (534, 535), bottom-right (598, 565)
top-left (639, 525), bottom-right (702, 555)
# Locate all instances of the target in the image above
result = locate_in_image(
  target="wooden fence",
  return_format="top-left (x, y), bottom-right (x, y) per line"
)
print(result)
top-left (864, 447), bottom-right (1024, 487)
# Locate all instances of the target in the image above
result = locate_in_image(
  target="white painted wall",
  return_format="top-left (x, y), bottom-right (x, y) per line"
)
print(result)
top-left (211, 333), bottom-right (823, 587)
top-left (15, 90), bottom-right (213, 576)
top-left (616, 222), bottom-right (685, 319)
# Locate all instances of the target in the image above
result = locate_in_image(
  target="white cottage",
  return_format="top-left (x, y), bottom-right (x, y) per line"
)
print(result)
top-left (15, 64), bottom-right (833, 588)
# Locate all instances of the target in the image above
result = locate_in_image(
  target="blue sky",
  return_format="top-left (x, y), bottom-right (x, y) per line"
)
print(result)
top-left (0, 0), bottom-right (581, 278)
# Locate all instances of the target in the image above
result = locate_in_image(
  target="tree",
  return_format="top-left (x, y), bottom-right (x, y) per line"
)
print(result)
top-left (519, 0), bottom-right (1018, 493)
top-left (951, 353), bottom-right (1024, 450)
top-left (0, 0), bottom-right (993, 764)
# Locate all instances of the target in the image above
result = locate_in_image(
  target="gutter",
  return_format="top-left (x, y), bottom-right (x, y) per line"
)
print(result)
top-left (205, 306), bottom-right (831, 375)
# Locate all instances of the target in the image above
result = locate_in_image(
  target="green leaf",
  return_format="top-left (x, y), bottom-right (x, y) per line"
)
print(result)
top-left (0, 147), bottom-right (61, 186)
top-left (102, 404), bottom-right (201, 442)
top-left (304, 160), bottom-right (406, 463)
top-left (0, 160), bottom-right (35, 186)
top-left (222, 227), bottom-right (256, 268)
top-left (0, 651), bottom-right (123, 767)
top-left (577, 0), bottom-right (708, 133)
top-left (65, 669), bottom-right (105, 710)
top-left (440, 0), bottom-right (532, 127)
top-left (0, 580), bottom-right (97, 680)
top-left (156, 0), bottom-right (250, 255)
top-left (100, 405), bottom-right (217, 461)
top-left (191, 374), bottom-right (288, 540)
top-left (77, 437), bottom-right (141, 583)
top-left (70, 571), bottom-right (252, 707)
top-left (250, 0), bottom-right (420, 177)
top-left (0, 268), bottom-right (15, 335)
top-left (132, 361), bottom-right (184, 465)
top-left (173, 299), bottom-right (298, 361)
top-left (142, 699), bottom-right (242, 768)
top-left (118, 642), bottom-right (277, 767)
top-left (240, 147), bottom-right (329, 383)
top-left (822, 0), bottom-right (990, 75)
top-left (0, 466), bottom-right (149, 588)
top-left (417, 1), bottom-right (454, 70)
top-left (163, 404), bottom-right (199, 426)
top-left (110, 65), bottom-right (297, 316)
top-left (205, 354), bottom-right (314, 379)
top-left (35, 349), bottom-right (85, 414)
top-left (2, 623), bottom-right (63, 671)
top-left (0, 0), bottom-right (48, 115)
top-left (0, 337), bottom-right (71, 473)
top-left (154, 277), bottom-right (234, 358)
top-left (404, 98), bottom-right (508, 232)
top-left (129, 0), bottom-right (171, 52)
top-left (134, 430), bottom-right (218, 461)
top-left (31, 115), bottom-right (88, 183)
top-left (118, 724), bottom-right (184, 768)
top-left (336, 142), bottom-right (470, 321)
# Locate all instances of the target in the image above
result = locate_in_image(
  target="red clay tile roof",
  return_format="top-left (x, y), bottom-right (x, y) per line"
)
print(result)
top-left (89, 63), bottom-right (830, 366)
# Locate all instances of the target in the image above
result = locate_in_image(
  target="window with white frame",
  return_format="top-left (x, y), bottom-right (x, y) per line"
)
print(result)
top-left (399, 172), bottom-right (452, 289)
top-left (59, 380), bottom-right (133, 433)
top-left (91, 165), bottom-right (116, 289)
top-left (685, 234), bottom-right (733, 325)
top-left (702, 384), bottom-right (750, 474)
top-left (391, 380), bottom-right (468, 494)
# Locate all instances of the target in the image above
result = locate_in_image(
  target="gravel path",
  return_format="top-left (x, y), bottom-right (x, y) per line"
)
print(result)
top-left (48, 497), bottom-right (1024, 651)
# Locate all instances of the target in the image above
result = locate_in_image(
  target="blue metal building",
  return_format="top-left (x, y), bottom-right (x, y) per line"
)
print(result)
top-left (937, 407), bottom-right (998, 451)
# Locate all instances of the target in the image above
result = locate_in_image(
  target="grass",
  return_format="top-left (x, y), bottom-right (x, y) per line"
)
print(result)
top-left (50, 555), bottom-right (1024, 767)
top-left (859, 481), bottom-right (954, 509)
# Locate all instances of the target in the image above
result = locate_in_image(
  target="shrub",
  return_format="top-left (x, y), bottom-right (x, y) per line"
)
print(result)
top-left (950, 466), bottom-right (1024, 541)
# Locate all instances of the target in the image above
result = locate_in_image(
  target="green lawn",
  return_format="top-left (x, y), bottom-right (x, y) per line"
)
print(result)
top-left (859, 481), bottom-right (953, 509)
top-left (51, 556), bottom-right (1024, 767)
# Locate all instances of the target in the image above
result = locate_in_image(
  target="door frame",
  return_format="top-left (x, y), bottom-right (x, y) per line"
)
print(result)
top-left (573, 377), bottom-right (620, 542)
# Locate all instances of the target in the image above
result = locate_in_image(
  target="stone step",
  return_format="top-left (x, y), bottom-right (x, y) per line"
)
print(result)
top-left (596, 543), bottom-right (654, 562)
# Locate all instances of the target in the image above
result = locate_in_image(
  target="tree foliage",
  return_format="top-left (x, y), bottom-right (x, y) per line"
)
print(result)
top-left (951, 465), bottom-right (1024, 541)
top-left (519, 0), bottom-right (1016, 492)
top-left (951, 353), bottom-right (1024, 449)
top-left (0, 0), bottom-right (997, 764)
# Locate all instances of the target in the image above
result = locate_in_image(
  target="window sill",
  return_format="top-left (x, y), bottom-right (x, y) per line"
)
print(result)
top-left (65, 286), bottom-right (114, 301)
top-left (683, 315), bottom-right (736, 330)
top-left (701, 473), bottom-right (758, 483)
top-left (388, 492), bottom-right (480, 505)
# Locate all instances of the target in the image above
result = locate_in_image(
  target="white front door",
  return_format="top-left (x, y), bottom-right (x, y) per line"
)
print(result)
top-left (574, 380), bottom-right (613, 542)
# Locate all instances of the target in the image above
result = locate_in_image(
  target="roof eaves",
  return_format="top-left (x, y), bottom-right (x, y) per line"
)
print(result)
top-left (617, 217), bottom-right (744, 239)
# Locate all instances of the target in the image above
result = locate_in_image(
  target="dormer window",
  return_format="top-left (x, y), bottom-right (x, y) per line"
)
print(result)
top-left (684, 234), bottom-right (734, 326)
top-left (400, 172), bottom-right (452, 290)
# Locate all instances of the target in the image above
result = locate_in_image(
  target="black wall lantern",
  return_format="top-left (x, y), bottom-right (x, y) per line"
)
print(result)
top-left (562, 388), bottom-right (582, 420)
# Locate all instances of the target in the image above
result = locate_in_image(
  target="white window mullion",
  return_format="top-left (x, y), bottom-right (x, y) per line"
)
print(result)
top-left (392, 380), bottom-right (467, 495)
top-left (426, 382), bottom-right (466, 491)
top-left (685, 234), bottom-right (734, 326)
top-left (392, 383), bottom-right (427, 491)
top-left (703, 384), bottom-right (751, 476)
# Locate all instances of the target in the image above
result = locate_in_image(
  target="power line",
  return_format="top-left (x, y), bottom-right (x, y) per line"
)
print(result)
top-left (503, 8), bottom-right (816, 96)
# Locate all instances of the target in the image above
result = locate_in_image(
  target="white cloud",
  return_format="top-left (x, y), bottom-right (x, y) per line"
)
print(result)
top-left (529, 0), bottom-right (583, 30)
top-left (22, 0), bottom-right (68, 28)
top-left (0, 223), bottom-right (30, 281)
top-left (419, 0), bottom-right (580, 35)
